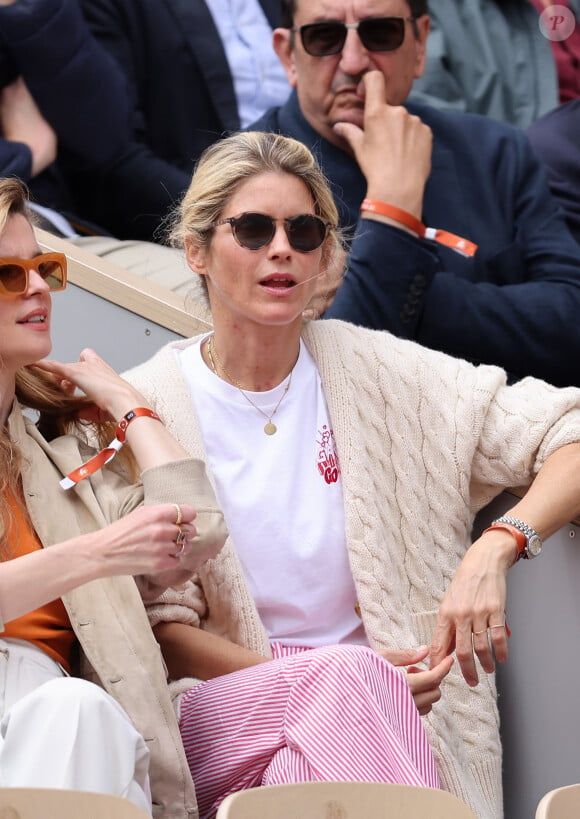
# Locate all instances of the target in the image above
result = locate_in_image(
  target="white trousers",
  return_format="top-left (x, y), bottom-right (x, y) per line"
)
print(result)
top-left (0, 639), bottom-right (151, 814)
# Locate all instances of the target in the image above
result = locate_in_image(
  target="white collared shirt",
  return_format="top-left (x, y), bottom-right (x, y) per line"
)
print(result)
top-left (204, 0), bottom-right (290, 127)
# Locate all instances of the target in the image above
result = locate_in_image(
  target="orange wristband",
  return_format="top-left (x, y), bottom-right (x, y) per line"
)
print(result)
top-left (60, 407), bottom-right (161, 490)
top-left (115, 407), bottom-right (161, 442)
top-left (360, 198), bottom-right (478, 257)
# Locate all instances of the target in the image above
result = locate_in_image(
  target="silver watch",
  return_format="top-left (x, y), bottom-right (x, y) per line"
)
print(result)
top-left (491, 515), bottom-right (543, 559)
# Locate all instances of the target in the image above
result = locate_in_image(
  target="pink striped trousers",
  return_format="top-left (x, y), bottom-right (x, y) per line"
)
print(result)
top-left (179, 643), bottom-right (439, 819)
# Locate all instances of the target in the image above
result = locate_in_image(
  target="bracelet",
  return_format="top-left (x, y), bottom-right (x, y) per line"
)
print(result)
top-left (60, 407), bottom-right (162, 490)
top-left (115, 407), bottom-right (161, 442)
top-left (360, 197), bottom-right (478, 257)
top-left (361, 198), bottom-right (424, 236)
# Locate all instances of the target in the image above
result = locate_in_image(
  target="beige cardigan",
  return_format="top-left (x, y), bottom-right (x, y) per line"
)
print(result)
top-left (3, 402), bottom-right (227, 819)
top-left (126, 319), bottom-right (580, 819)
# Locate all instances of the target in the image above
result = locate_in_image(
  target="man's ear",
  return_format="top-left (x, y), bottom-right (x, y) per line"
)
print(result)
top-left (185, 236), bottom-right (208, 277)
top-left (273, 28), bottom-right (298, 88)
top-left (414, 15), bottom-right (430, 79)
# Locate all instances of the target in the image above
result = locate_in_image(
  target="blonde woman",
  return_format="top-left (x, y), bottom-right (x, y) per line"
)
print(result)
top-left (127, 132), bottom-right (580, 819)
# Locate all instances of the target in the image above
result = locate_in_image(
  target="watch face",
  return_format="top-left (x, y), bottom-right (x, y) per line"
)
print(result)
top-left (527, 535), bottom-right (542, 558)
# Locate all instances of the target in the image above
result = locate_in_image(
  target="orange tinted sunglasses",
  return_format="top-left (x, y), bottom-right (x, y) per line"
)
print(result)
top-left (0, 252), bottom-right (67, 297)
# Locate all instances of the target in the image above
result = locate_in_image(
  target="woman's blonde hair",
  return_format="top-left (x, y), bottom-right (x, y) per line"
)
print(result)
top-left (167, 131), bottom-right (346, 308)
top-left (0, 178), bottom-right (123, 551)
top-left (0, 177), bottom-right (29, 234)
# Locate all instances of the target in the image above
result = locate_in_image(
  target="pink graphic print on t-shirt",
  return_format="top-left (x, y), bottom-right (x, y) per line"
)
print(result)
top-left (317, 425), bottom-right (341, 484)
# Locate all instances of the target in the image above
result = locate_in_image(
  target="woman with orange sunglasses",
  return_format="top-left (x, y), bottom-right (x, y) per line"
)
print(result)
top-left (0, 177), bottom-right (225, 816)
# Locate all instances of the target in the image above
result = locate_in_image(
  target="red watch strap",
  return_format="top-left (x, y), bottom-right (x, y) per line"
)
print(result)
top-left (483, 522), bottom-right (527, 560)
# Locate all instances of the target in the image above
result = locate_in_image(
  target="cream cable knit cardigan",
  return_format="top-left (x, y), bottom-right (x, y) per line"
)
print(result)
top-left (126, 319), bottom-right (580, 819)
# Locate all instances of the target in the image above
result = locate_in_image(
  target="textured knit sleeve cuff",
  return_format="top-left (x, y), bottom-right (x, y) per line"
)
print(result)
top-left (145, 577), bottom-right (207, 629)
top-left (141, 457), bottom-right (228, 570)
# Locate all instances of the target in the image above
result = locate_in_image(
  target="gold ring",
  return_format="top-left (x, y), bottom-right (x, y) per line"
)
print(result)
top-left (489, 624), bottom-right (506, 630)
top-left (172, 503), bottom-right (183, 526)
top-left (473, 628), bottom-right (488, 636)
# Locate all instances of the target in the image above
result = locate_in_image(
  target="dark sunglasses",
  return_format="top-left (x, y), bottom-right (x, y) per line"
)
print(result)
top-left (213, 212), bottom-right (332, 252)
top-left (293, 16), bottom-right (416, 57)
top-left (0, 252), bottom-right (67, 298)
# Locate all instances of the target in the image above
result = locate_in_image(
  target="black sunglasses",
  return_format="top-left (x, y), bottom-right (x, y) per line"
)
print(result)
top-left (213, 212), bottom-right (332, 252)
top-left (0, 252), bottom-right (67, 298)
top-left (293, 16), bottom-right (416, 57)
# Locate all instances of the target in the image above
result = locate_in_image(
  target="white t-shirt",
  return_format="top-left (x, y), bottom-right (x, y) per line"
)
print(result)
top-left (204, 0), bottom-right (290, 128)
top-left (178, 337), bottom-right (367, 647)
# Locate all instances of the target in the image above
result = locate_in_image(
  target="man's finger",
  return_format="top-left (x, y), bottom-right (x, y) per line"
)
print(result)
top-left (361, 69), bottom-right (388, 111)
top-left (332, 121), bottom-right (364, 154)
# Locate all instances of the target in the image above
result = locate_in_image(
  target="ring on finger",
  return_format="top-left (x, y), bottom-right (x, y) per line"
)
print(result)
top-left (172, 503), bottom-right (183, 526)
top-left (473, 623), bottom-right (506, 637)
top-left (175, 527), bottom-right (188, 558)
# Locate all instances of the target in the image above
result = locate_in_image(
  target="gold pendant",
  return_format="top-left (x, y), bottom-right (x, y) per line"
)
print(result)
top-left (264, 422), bottom-right (277, 435)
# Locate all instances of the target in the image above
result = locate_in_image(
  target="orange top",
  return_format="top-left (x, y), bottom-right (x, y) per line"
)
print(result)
top-left (2, 489), bottom-right (75, 673)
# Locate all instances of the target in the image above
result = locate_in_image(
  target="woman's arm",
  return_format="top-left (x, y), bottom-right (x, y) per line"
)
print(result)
top-left (36, 348), bottom-right (189, 470)
top-left (35, 349), bottom-right (227, 591)
top-left (0, 502), bottom-right (195, 625)
top-left (430, 442), bottom-right (580, 686)
top-left (153, 621), bottom-right (269, 681)
top-left (2, 350), bottom-right (226, 622)
top-left (154, 623), bottom-right (453, 717)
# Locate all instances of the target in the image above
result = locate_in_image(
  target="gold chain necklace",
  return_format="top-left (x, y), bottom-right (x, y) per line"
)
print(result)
top-left (206, 335), bottom-right (293, 435)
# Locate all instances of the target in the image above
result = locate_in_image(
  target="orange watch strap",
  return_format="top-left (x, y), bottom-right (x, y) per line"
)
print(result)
top-left (483, 522), bottom-right (527, 559)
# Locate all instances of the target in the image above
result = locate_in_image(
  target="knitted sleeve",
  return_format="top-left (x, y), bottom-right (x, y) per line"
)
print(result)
top-left (472, 377), bottom-right (580, 487)
top-left (145, 576), bottom-right (207, 629)
top-left (345, 321), bottom-right (580, 494)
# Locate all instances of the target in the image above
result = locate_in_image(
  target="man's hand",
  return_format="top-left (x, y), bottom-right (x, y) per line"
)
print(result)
top-left (333, 70), bottom-right (432, 219)
top-left (377, 646), bottom-right (454, 716)
top-left (1, 77), bottom-right (57, 176)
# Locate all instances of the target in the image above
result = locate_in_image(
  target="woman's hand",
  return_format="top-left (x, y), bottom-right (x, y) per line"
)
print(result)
top-left (37, 348), bottom-right (191, 469)
top-left (0, 504), bottom-right (198, 624)
top-left (36, 348), bottom-right (148, 423)
top-left (377, 646), bottom-right (453, 716)
top-left (429, 529), bottom-right (517, 686)
top-left (80, 503), bottom-right (198, 577)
